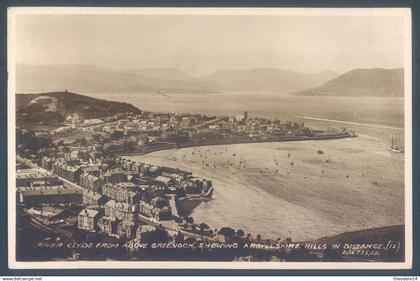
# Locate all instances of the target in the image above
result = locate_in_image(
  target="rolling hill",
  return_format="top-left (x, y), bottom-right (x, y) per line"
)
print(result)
top-left (202, 68), bottom-right (337, 92)
top-left (16, 91), bottom-right (141, 127)
top-left (16, 64), bottom-right (337, 94)
top-left (293, 68), bottom-right (404, 97)
top-left (16, 64), bottom-right (217, 94)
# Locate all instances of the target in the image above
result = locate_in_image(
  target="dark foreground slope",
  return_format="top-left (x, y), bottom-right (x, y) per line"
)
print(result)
top-left (313, 225), bottom-right (404, 262)
top-left (16, 91), bottom-right (141, 127)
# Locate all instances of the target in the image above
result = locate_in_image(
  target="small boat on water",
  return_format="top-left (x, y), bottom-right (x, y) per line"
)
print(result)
top-left (349, 130), bottom-right (358, 138)
top-left (390, 134), bottom-right (404, 153)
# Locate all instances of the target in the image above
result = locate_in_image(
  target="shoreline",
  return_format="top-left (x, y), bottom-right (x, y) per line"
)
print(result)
top-left (116, 131), bottom-right (355, 157)
top-left (131, 136), bottom-right (404, 242)
top-left (296, 115), bottom-right (404, 131)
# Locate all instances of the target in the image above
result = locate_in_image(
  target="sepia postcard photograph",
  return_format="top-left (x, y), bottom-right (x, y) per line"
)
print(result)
top-left (7, 7), bottom-right (412, 270)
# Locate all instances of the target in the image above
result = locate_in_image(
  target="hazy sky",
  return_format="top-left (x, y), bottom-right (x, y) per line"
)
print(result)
top-left (15, 13), bottom-right (405, 76)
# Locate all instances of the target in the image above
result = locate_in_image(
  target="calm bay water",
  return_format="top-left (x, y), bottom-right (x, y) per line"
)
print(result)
top-left (88, 91), bottom-right (405, 241)
top-left (86, 92), bottom-right (404, 129)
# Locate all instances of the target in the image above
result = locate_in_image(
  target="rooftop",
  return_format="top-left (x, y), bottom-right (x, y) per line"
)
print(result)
top-left (154, 176), bottom-right (172, 185)
top-left (81, 173), bottom-right (101, 182)
top-left (116, 182), bottom-right (136, 188)
top-left (104, 199), bottom-right (116, 207)
top-left (22, 188), bottom-right (82, 197)
top-left (78, 208), bottom-right (99, 217)
top-left (16, 171), bottom-right (46, 179)
top-left (83, 190), bottom-right (103, 200)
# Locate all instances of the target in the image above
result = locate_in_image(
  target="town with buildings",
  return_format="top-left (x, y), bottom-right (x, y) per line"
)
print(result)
top-left (50, 108), bottom-right (355, 155)
top-left (15, 100), bottom-right (359, 261)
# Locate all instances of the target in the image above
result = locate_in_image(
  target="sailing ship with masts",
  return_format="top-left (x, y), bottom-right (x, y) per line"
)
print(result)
top-left (390, 134), bottom-right (404, 153)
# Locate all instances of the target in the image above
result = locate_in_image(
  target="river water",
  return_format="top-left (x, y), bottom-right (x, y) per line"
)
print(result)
top-left (86, 92), bottom-right (405, 241)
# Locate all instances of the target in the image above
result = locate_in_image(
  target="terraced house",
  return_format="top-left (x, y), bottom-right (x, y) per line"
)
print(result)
top-left (80, 173), bottom-right (104, 193)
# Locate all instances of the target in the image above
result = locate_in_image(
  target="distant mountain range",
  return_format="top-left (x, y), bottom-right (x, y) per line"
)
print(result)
top-left (16, 64), bottom-right (217, 94)
top-left (293, 68), bottom-right (404, 97)
top-left (16, 64), bottom-right (337, 94)
top-left (202, 68), bottom-right (337, 92)
top-left (16, 91), bottom-right (141, 127)
top-left (16, 64), bottom-right (404, 97)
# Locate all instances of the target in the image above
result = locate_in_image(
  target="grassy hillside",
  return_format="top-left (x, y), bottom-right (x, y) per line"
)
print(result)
top-left (16, 91), bottom-right (141, 127)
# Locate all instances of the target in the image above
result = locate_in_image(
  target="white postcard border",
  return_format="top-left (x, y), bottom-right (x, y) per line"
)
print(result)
top-left (7, 7), bottom-right (413, 270)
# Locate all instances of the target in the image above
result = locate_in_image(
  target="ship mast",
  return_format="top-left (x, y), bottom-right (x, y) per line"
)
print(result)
top-left (391, 134), bottom-right (395, 148)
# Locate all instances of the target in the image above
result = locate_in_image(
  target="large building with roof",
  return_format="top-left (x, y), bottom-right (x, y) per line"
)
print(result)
top-left (80, 173), bottom-right (104, 193)
top-left (16, 169), bottom-right (61, 187)
top-left (52, 161), bottom-right (82, 183)
top-left (19, 188), bottom-right (83, 206)
top-left (78, 208), bottom-right (101, 231)
top-left (102, 182), bottom-right (140, 204)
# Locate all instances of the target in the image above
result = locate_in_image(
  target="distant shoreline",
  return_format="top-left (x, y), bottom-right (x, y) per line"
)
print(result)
top-left (296, 116), bottom-right (404, 131)
top-left (116, 132), bottom-right (354, 157)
